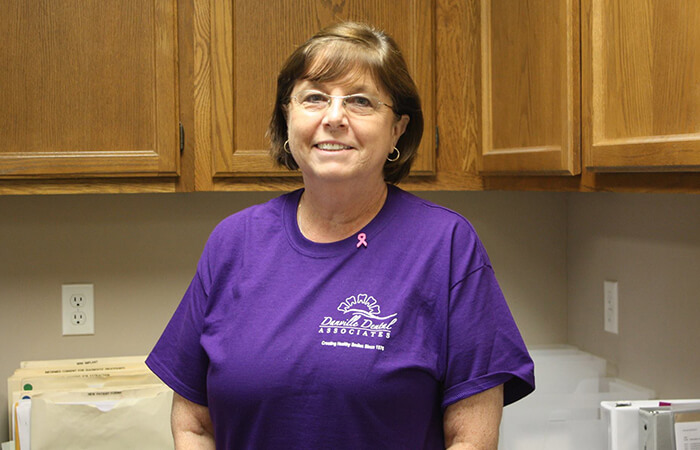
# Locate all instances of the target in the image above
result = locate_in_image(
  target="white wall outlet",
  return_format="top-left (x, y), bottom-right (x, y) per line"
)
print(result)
top-left (62, 284), bottom-right (94, 335)
top-left (604, 280), bottom-right (619, 334)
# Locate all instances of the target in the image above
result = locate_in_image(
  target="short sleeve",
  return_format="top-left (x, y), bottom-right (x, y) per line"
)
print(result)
top-left (146, 267), bottom-right (210, 406)
top-left (442, 263), bottom-right (535, 409)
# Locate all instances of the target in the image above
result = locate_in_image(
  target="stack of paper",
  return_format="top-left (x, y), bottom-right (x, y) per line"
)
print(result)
top-left (6, 356), bottom-right (173, 450)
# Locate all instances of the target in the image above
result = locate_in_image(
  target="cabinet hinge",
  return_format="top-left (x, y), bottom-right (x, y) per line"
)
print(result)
top-left (435, 126), bottom-right (439, 156)
top-left (179, 122), bottom-right (185, 154)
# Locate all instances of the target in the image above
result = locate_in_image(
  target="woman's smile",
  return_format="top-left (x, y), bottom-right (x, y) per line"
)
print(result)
top-left (314, 141), bottom-right (354, 152)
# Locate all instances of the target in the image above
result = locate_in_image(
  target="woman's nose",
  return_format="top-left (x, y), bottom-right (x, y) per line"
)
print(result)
top-left (322, 98), bottom-right (348, 128)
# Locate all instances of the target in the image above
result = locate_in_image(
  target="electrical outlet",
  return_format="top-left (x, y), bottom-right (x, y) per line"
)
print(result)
top-left (604, 280), bottom-right (619, 334)
top-left (62, 284), bottom-right (94, 335)
top-left (69, 294), bottom-right (86, 309)
top-left (71, 310), bottom-right (87, 326)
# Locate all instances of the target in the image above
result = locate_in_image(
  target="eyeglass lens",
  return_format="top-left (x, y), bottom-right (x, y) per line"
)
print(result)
top-left (293, 90), bottom-right (387, 116)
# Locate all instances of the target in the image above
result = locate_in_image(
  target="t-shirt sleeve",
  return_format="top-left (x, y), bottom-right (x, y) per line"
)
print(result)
top-left (441, 236), bottom-right (535, 409)
top-left (146, 260), bottom-right (211, 406)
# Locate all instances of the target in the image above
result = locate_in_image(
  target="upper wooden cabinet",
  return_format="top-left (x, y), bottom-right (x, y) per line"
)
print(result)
top-left (582, 0), bottom-right (700, 172)
top-left (195, 0), bottom-right (435, 188)
top-left (0, 0), bottom-right (179, 181)
top-left (478, 0), bottom-right (700, 176)
top-left (1, 0), bottom-right (697, 194)
top-left (478, 0), bottom-right (581, 176)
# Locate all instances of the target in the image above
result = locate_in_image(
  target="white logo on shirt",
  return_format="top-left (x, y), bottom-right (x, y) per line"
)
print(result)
top-left (337, 294), bottom-right (397, 320)
top-left (318, 294), bottom-right (398, 348)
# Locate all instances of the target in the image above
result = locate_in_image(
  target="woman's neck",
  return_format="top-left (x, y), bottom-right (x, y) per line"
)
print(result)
top-left (297, 177), bottom-right (388, 243)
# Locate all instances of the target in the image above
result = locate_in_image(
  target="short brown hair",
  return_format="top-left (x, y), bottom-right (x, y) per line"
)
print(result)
top-left (268, 22), bottom-right (423, 184)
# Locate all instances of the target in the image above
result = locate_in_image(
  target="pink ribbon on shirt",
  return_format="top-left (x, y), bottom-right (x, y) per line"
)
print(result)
top-left (356, 233), bottom-right (368, 248)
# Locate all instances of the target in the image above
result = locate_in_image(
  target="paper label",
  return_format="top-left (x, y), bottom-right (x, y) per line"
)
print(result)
top-left (675, 421), bottom-right (700, 450)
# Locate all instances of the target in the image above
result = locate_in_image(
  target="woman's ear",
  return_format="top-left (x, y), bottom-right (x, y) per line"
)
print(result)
top-left (392, 114), bottom-right (410, 144)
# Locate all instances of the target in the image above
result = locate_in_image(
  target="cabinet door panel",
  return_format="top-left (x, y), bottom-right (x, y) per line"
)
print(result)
top-left (0, 0), bottom-right (179, 178)
top-left (207, 0), bottom-right (435, 178)
top-left (583, 0), bottom-right (700, 171)
top-left (479, 0), bottom-right (580, 175)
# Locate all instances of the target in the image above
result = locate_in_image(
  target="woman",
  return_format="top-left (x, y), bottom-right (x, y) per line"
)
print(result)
top-left (147, 22), bottom-right (534, 449)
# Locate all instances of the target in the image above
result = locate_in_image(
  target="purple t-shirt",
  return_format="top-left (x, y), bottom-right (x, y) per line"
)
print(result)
top-left (147, 186), bottom-right (534, 449)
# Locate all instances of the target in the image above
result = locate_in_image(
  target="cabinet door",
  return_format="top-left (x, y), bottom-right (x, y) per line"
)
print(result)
top-left (582, 0), bottom-right (700, 172)
top-left (203, 0), bottom-right (435, 181)
top-left (478, 0), bottom-right (580, 175)
top-left (0, 1), bottom-right (179, 179)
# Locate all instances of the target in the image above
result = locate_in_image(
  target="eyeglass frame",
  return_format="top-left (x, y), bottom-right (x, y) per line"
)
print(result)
top-left (289, 89), bottom-right (397, 116)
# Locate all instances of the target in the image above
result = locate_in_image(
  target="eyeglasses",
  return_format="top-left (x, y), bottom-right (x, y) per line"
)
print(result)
top-left (290, 90), bottom-right (395, 116)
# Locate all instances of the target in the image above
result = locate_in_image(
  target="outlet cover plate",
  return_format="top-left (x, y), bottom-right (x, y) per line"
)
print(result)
top-left (604, 280), bottom-right (619, 334)
top-left (62, 284), bottom-right (94, 335)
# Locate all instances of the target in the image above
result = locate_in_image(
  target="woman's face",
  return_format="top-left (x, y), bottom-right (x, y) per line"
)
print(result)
top-left (286, 72), bottom-right (409, 185)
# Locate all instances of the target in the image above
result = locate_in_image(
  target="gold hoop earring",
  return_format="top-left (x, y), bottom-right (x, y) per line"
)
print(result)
top-left (283, 140), bottom-right (291, 154)
top-left (387, 147), bottom-right (400, 162)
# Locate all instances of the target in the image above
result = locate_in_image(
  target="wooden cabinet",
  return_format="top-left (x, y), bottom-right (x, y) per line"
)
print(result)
top-left (1, 0), bottom-right (698, 195)
top-left (478, 0), bottom-right (580, 176)
top-left (0, 1), bottom-right (179, 189)
top-left (477, 0), bottom-right (700, 176)
top-left (191, 0), bottom-right (435, 190)
top-left (582, 0), bottom-right (700, 172)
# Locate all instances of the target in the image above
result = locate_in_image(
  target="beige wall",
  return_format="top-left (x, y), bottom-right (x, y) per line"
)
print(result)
top-left (567, 192), bottom-right (700, 399)
top-left (0, 190), bottom-right (567, 441)
top-left (2, 189), bottom-right (697, 442)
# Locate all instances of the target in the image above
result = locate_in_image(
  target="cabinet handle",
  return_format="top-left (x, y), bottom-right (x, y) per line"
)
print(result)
top-left (179, 122), bottom-right (185, 154)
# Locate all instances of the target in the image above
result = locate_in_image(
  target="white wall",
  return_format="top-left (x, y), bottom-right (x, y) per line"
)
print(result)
top-left (567, 192), bottom-right (700, 399)
top-left (0, 190), bottom-right (568, 442)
